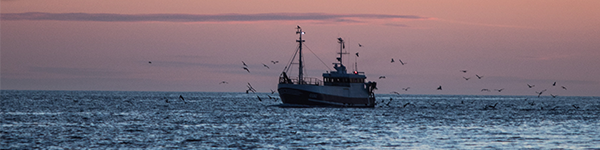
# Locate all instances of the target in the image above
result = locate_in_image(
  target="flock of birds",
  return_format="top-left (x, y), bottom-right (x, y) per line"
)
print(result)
top-left (146, 39), bottom-right (571, 103)
top-left (385, 68), bottom-right (569, 98)
top-left (240, 60), bottom-right (278, 73)
top-left (147, 58), bottom-right (282, 103)
top-left (234, 60), bottom-right (281, 102)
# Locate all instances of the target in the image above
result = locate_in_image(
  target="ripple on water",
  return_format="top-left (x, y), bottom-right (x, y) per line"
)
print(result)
top-left (1, 91), bottom-right (599, 149)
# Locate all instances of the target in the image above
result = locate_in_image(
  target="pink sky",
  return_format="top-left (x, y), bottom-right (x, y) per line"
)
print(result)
top-left (2, 0), bottom-right (599, 96)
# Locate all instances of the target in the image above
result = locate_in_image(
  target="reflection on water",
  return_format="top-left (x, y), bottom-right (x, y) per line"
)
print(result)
top-left (1, 90), bottom-right (599, 149)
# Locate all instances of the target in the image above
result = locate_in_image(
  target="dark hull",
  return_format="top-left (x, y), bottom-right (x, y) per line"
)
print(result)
top-left (278, 87), bottom-right (375, 108)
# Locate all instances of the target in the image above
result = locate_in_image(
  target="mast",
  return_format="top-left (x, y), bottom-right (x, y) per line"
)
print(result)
top-left (337, 37), bottom-right (345, 65)
top-left (296, 26), bottom-right (305, 84)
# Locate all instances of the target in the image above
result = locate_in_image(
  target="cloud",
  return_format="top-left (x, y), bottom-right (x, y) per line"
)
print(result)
top-left (1, 12), bottom-right (429, 24)
top-left (383, 23), bottom-right (410, 27)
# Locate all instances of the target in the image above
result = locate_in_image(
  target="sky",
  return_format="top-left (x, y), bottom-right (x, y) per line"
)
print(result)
top-left (2, 0), bottom-right (599, 96)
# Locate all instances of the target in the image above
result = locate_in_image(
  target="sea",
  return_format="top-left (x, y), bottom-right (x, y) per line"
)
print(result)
top-left (1, 90), bottom-right (599, 149)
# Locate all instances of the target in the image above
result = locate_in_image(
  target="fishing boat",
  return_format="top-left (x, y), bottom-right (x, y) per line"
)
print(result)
top-left (278, 26), bottom-right (377, 107)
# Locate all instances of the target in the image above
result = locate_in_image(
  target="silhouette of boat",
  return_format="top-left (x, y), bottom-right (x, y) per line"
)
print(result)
top-left (278, 26), bottom-right (377, 107)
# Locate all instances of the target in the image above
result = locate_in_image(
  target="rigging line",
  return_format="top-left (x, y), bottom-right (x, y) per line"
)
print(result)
top-left (283, 46), bottom-right (300, 73)
top-left (303, 43), bottom-right (333, 72)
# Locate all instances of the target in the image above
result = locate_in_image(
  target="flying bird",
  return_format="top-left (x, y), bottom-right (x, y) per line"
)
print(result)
top-left (246, 83), bottom-right (257, 93)
top-left (527, 84), bottom-right (535, 88)
top-left (561, 86), bottom-right (567, 90)
top-left (257, 96), bottom-right (262, 101)
top-left (481, 89), bottom-right (491, 92)
top-left (495, 88), bottom-right (504, 92)
top-left (391, 91), bottom-right (400, 95)
top-left (358, 43), bottom-right (362, 47)
top-left (271, 60), bottom-right (279, 64)
top-left (402, 87), bottom-right (410, 91)
top-left (386, 98), bottom-right (393, 106)
top-left (475, 74), bottom-right (483, 79)
top-left (179, 95), bottom-right (186, 104)
top-left (243, 67), bottom-right (250, 73)
top-left (391, 58), bottom-right (395, 63)
top-left (398, 59), bottom-right (406, 65)
top-left (219, 81), bottom-right (228, 84)
top-left (536, 89), bottom-right (547, 97)
top-left (355, 52), bottom-right (359, 57)
top-left (262, 63), bottom-right (270, 69)
top-left (460, 70), bottom-right (467, 73)
top-left (437, 86), bottom-right (442, 90)
top-left (242, 61), bottom-right (247, 67)
top-left (379, 76), bottom-right (386, 79)
top-left (552, 82), bottom-right (556, 86)
top-left (463, 77), bottom-right (471, 81)
top-left (487, 103), bottom-right (498, 109)
top-left (403, 102), bottom-right (411, 108)
top-left (148, 61), bottom-right (152, 64)
top-left (550, 94), bottom-right (557, 98)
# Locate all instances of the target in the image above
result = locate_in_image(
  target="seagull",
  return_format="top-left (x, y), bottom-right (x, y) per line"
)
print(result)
top-left (398, 59), bottom-right (406, 65)
top-left (262, 63), bottom-right (270, 69)
top-left (391, 58), bottom-right (395, 63)
top-left (552, 82), bottom-right (556, 86)
top-left (219, 81), bottom-right (228, 84)
top-left (475, 74), bottom-right (483, 79)
top-left (536, 89), bottom-right (547, 97)
top-left (358, 43), bottom-right (362, 47)
top-left (437, 86), bottom-right (442, 90)
top-left (463, 77), bottom-right (471, 81)
top-left (487, 103), bottom-right (498, 109)
top-left (243, 67), bottom-right (250, 73)
top-left (246, 83), bottom-right (256, 93)
top-left (495, 88), bottom-right (504, 92)
top-left (403, 102), bottom-right (411, 108)
top-left (242, 61), bottom-right (247, 67)
top-left (460, 70), bottom-right (467, 73)
top-left (527, 84), bottom-right (535, 88)
top-left (386, 98), bottom-right (393, 106)
top-left (402, 87), bottom-right (410, 91)
top-left (179, 95), bottom-right (186, 104)
top-left (391, 91), bottom-right (400, 95)
top-left (379, 76), bottom-right (386, 79)
top-left (561, 86), bottom-right (567, 90)
top-left (550, 94), bottom-right (557, 98)
top-left (271, 61), bottom-right (279, 64)
top-left (355, 52), bottom-right (359, 57)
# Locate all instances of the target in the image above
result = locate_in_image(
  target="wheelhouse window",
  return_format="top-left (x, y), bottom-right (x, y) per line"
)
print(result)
top-left (324, 77), bottom-right (364, 83)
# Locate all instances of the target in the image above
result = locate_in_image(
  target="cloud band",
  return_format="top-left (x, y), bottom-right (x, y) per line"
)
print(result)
top-left (1, 12), bottom-right (428, 23)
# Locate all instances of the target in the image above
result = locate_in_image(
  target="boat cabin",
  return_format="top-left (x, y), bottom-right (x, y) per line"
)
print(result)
top-left (323, 63), bottom-right (366, 87)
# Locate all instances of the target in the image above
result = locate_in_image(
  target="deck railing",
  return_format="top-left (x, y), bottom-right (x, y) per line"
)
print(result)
top-left (279, 77), bottom-right (323, 86)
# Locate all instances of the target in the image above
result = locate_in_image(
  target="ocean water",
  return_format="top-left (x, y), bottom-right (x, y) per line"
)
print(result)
top-left (1, 90), bottom-right (599, 149)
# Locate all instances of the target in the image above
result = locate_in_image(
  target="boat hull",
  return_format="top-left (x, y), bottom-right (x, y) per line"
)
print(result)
top-left (278, 84), bottom-right (375, 107)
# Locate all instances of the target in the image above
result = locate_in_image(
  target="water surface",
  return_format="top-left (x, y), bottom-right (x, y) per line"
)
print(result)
top-left (1, 90), bottom-right (599, 149)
